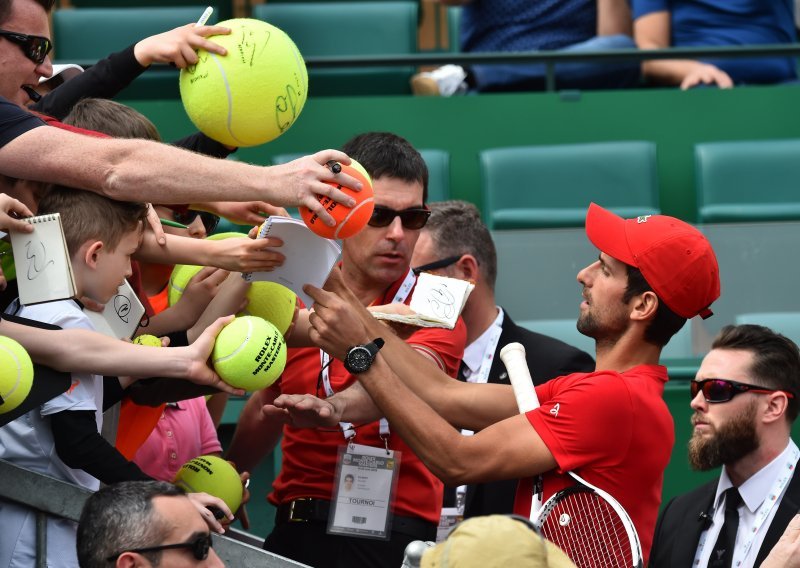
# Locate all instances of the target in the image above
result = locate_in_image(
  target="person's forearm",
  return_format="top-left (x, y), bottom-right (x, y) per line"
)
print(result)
top-left (141, 307), bottom-right (195, 338)
top-left (225, 386), bottom-right (283, 473)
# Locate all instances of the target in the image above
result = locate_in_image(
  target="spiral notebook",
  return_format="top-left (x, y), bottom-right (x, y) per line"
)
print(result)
top-left (9, 213), bottom-right (77, 306)
top-left (242, 216), bottom-right (341, 307)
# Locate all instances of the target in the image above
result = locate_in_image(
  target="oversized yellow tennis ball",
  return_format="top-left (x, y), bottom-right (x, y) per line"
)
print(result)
top-left (0, 336), bottom-right (34, 415)
top-left (206, 231), bottom-right (247, 241)
top-left (179, 18), bottom-right (308, 147)
top-left (174, 455), bottom-right (243, 513)
top-left (168, 264), bottom-right (203, 307)
top-left (239, 282), bottom-right (297, 335)
top-left (212, 316), bottom-right (286, 391)
top-left (133, 334), bottom-right (162, 347)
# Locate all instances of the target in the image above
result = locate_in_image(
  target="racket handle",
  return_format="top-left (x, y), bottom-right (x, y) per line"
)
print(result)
top-left (499, 342), bottom-right (540, 413)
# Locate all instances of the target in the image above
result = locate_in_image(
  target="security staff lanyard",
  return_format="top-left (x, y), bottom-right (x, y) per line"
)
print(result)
top-left (693, 441), bottom-right (800, 567)
top-left (319, 269), bottom-right (417, 443)
top-left (454, 308), bottom-right (504, 510)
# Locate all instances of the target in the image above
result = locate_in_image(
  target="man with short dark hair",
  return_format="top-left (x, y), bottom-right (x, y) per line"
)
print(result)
top-left (77, 481), bottom-right (224, 568)
top-left (650, 324), bottom-right (800, 567)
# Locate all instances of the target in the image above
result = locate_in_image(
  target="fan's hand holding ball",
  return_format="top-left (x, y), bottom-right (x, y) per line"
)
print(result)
top-left (212, 316), bottom-right (287, 390)
top-left (179, 18), bottom-right (308, 147)
top-left (174, 455), bottom-right (244, 514)
top-left (300, 160), bottom-right (374, 239)
top-left (0, 336), bottom-right (33, 415)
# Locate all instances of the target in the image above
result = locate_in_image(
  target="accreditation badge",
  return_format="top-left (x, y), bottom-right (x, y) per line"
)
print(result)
top-left (328, 443), bottom-right (401, 540)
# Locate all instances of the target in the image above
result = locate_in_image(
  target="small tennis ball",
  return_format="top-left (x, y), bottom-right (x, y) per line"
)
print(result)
top-left (133, 334), bottom-right (162, 347)
top-left (299, 160), bottom-right (374, 239)
top-left (168, 264), bottom-right (203, 307)
top-left (239, 282), bottom-right (297, 335)
top-left (212, 316), bottom-right (287, 391)
top-left (0, 336), bottom-right (33, 415)
top-left (179, 18), bottom-right (308, 147)
top-left (174, 455), bottom-right (243, 514)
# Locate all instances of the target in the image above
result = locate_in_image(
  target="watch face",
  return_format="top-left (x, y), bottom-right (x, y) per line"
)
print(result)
top-left (346, 347), bottom-right (372, 373)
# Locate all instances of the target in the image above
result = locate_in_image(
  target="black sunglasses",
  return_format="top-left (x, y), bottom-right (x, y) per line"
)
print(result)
top-left (0, 29), bottom-right (52, 65)
top-left (691, 378), bottom-right (795, 404)
top-left (173, 210), bottom-right (220, 234)
top-left (106, 533), bottom-right (212, 562)
top-left (368, 206), bottom-right (431, 230)
top-left (412, 255), bottom-right (463, 275)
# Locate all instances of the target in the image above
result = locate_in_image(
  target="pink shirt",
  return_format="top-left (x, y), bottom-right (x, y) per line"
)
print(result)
top-left (133, 397), bottom-right (222, 482)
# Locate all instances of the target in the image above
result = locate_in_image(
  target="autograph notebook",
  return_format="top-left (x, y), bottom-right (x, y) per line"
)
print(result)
top-left (85, 280), bottom-right (145, 340)
top-left (9, 213), bottom-right (76, 306)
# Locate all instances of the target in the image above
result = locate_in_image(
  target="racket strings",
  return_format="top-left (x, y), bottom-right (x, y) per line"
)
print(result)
top-left (540, 491), bottom-right (634, 567)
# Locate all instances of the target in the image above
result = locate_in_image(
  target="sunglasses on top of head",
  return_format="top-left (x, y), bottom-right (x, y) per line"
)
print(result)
top-left (691, 377), bottom-right (795, 404)
top-left (0, 29), bottom-right (52, 65)
top-left (106, 533), bottom-right (213, 562)
top-left (368, 206), bottom-right (431, 230)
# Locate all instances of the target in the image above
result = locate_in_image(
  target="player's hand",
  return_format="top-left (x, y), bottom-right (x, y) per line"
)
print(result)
top-left (304, 267), bottom-right (372, 359)
top-left (269, 150), bottom-right (362, 227)
top-left (134, 23), bottom-right (231, 68)
top-left (186, 491), bottom-right (234, 534)
top-left (180, 315), bottom-right (245, 396)
top-left (209, 236), bottom-right (285, 272)
top-left (265, 393), bottom-right (341, 428)
top-left (0, 193), bottom-right (33, 233)
top-left (203, 201), bottom-right (291, 225)
top-left (680, 63), bottom-right (733, 90)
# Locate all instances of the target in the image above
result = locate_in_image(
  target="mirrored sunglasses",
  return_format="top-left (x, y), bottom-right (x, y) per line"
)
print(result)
top-left (0, 29), bottom-right (52, 65)
top-left (691, 378), bottom-right (795, 403)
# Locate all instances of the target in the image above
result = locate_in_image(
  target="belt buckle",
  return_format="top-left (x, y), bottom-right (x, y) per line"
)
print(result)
top-left (288, 498), bottom-right (313, 522)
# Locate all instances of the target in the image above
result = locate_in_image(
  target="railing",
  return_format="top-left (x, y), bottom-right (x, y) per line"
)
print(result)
top-left (0, 459), bottom-right (308, 568)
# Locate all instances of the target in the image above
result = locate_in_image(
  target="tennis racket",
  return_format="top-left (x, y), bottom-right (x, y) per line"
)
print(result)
top-left (499, 342), bottom-right (643, 568)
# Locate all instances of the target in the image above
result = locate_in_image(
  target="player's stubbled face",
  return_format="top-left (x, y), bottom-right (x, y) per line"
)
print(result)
top-left (575, 253), bottom-right (630, 345)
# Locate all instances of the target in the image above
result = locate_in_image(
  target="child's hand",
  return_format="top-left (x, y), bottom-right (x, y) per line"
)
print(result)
top-left (133, 23), bottom-right (231, 68)
top-left (0, 193), bottom-right (33, 233)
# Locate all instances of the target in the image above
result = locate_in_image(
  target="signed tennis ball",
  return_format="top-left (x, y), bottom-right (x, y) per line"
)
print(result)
top-left (179, 18), bottom-right (308, 147)
top-left (212, 316), bottom-right (286, 391)
top-left (299, 160), bottom-right (374, 239)
top-left (0, 336), bottom-right (33, 415)
top-left (174, 455), bottom-right (243, 513)
top-left (239, 282), bottom-right (297, 335)
top-left (133, 334), bottom-right (162, 347)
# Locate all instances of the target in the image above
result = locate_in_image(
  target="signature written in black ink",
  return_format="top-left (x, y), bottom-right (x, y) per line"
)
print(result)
top-left (113, 294), bottom-right (131, 323)
top-left (426, 285), bottom-right (456, 319)
top-left (24, 239), bottom-right (54, 281)
top-left (275, 83), bottom-right (301, 133)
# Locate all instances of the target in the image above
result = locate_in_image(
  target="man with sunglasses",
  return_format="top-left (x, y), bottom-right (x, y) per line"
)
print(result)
top-left (278, 203), bottom-right (721, 564)
top-left (226, 132), bottom-right (466, 568)
top-left (650, 324), bottom-right (800, 568)
top-left (77, 481), bottom-right (224, 567)
top-left (411, 200), bottom-right (594, 523)
top-left (0, 0), bottom-right (360, 227)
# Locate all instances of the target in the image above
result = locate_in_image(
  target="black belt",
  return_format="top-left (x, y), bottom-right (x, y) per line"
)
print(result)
top-left (275, 498), bottom-right (437, 541)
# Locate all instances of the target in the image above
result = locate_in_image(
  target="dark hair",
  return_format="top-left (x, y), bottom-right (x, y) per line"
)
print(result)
top-left (712, 324), bottom-right (800, 422)
top-left (424, 200), bottom-right (497, 289)
top-left (37, 186), bottom-right (147, 256)
top-left (0, 0), bottom-right (55, 24)
top-left (63, 98), bottom-right (161, 141)
top-left (622, 265), bottom-right (686, 347)
top-left (77, 481), bottom-right (186, 568)
top-left (341, 132), bottom-right (428, 203)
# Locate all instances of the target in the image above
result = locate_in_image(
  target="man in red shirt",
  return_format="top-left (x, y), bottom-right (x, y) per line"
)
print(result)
top-left (284, 203), bottom-right (721, 564)
top-left (226, 132), bottom-right (466, 568)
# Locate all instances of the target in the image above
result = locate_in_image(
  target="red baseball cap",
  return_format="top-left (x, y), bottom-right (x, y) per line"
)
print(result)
top-left (585, 203), bottom-right (720, 319)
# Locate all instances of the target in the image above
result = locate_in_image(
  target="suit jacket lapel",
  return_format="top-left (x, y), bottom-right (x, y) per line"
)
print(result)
top-left (675, 488), bottom-right (717, 567)
top-left (755, 469), bottom-right (800, 565)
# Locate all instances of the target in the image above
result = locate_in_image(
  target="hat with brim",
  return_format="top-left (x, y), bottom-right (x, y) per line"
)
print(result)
top-left (39, 63), bottom-right (84, 85)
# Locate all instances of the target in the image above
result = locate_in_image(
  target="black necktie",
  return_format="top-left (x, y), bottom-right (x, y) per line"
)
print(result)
top-left (457, 360), bottom-right (469, 382)
top-left (709, 487), bottom-right (742, 568)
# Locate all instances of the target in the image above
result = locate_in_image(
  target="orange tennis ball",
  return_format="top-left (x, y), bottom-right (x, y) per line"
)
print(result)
top-left (299, 161), bottom-right (374, 239)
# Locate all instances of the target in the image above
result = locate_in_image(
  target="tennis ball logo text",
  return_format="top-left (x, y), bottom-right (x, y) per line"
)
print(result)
top-left (185, 457), bottom-right (214, 475)
top-left (253, 329), bottom-right (282, 375)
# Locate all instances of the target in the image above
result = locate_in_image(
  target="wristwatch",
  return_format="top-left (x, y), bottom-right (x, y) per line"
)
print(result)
top-left (343, 338), bottom-right (385, 374)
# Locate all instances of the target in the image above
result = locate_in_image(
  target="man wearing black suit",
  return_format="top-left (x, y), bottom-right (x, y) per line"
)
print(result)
top-left (650, 324), bottom-right (800, 568)
top-left (410, 200), bottom-right (595, 521)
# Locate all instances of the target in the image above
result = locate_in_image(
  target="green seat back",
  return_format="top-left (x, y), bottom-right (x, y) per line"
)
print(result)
top-left (57, 2), bottom-right (231, 20)
top-left (448, 6), bottom-right (461, 53)
top-left (479, 141), bottom-right (660, 229)
top-left (695, 139), bottom-right (800, 223)
top-left (53, 7), bottom-right (213, 99)
top-left (252, 2), bottom-right (418, 96)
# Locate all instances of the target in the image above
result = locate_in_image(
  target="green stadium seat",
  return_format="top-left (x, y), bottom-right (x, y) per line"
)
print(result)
top-left (252, 2), bottom-right (418, 96)
top-left (479, 141), bottom-right (660, 229)
top-left (695, 139), bottom-right (800, 223)
top-left (57, 2), bottom-right (232, 20)
top-left (734, 312), bottom-right (800, 346)
top-left (52, 7), bottom-right (212, 99)
top-left (271, 149), bottom-right (450, 203)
